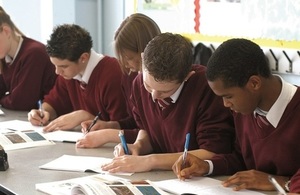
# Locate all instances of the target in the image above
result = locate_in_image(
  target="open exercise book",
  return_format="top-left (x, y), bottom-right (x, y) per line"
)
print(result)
top-left (0, 120), bottom-right (83, 144)
top-left (0, 108), bottom-right (4, 115)
top-left (0, 127), bottom-right (54, 151)
top-left (36, 174), bottom-right (168, 195)
top-left (39, 155), bottom-right (133, 176)
top-left (153, 177), bottom-right (266, 195)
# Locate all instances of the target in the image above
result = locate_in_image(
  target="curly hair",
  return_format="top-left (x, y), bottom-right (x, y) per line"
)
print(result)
top-left (143, 33), bottom-right (192, 82)
top-left (46, 24), bottom-right (92, 62)
top-left (206, 38), bottom-right (271, 88)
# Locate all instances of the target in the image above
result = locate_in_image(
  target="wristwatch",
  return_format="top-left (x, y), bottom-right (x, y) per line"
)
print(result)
top-left (285, 180), bottom-right (291, 192)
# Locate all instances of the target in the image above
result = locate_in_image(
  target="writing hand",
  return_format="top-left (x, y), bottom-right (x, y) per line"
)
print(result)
top-left (172, 153), bottom-right (209, 180)
top-left (27, 109), bottom-right (50, 127)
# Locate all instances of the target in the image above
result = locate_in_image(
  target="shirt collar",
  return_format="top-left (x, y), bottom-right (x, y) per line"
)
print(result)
top-left (254, 75), bottom-right (297, 128)
top-left (151, 81), bottom-right (185, 103)
top-left (169, 81), bottom-right (185, 103)
top-left (73, 49), bottom-right (104, 84)
top-left (5, 35), bottom-right (23, 65)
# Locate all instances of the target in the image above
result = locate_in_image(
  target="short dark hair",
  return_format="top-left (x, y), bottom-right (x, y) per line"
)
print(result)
top-left (143, 33), bottom-right (192, 82)
top-left (46, 24), bottom-right (93, 62)
top-left (206, 38), bottom-right (271, 88)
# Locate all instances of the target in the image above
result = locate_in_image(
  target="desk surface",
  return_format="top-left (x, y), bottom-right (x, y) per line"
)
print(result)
top-left (0, 108), bottom-right (274, 195)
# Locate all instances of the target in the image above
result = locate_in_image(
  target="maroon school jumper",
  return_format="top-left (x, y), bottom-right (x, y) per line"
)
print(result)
top-left (211, 88), bottom-right (300, 193)
top-left (130, 64), bottom-right (235, 154)
top-left (119, 72), bottom-right (138, 130)
top-left (119, 72), bottom-right (140, 144)
top-left (0, 36), bottom-right (56, 110)
top-left (44, 56), bottom-right (128, 121)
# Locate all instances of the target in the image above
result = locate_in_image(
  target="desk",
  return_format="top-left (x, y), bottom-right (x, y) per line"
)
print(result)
top-left (0, 108), bottom-right (274, 195)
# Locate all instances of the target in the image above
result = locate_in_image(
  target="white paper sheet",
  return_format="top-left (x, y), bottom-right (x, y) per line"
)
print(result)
top-left (154, 177), bottom-right (266, 195)
top-left (39, 155), bottom-right (134, 176)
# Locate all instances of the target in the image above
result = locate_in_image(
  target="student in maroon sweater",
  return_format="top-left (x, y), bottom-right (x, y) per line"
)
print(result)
top-left (172, 38), bottom-right (300, 193)
top-left (0, 7), bottom-right (56, 110)
top-left (76, 13), bottom-right (161, 148)
top-left (28, 24), bottom-right (128, 132)
top-left (101, 33), bottom-right (235, 173)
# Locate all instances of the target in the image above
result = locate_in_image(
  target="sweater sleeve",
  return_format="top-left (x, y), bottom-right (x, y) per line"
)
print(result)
top-left (290, 169), bottom-right (300, 193)
top-left (94, 57), bottom-right (129, 121)
top-left (194, 76), bottom-right (235, 154)
top-left (207, 129), bottom-right (247, 176)
top-left (43, 76), bottom-right (73, 116)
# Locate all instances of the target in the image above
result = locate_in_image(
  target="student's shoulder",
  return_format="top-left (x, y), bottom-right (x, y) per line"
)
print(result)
top-left (100, 55), bottom-right (119, 66)
top-left (192, 64), bottom-right (207, 76)
top-left (189, 64), bottom-right (208, 83)
top-left (289, 87), bottom-right (300, 107)
top-left (94, 55), bottom-right (121, 72)
top-left (21, 36), bottom-right (47, 54)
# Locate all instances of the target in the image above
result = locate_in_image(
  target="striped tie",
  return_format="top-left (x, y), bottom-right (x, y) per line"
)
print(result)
top-left (157, 98), bottom-right (172, 109)
top-left (79, 81), bottom-right (87, 90)
top-left (256, 114), bottom-right (270, 128)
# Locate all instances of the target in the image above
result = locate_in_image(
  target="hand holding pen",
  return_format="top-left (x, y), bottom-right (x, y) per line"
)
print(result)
top-left (38, 100), bottom-right (44, 126)
top-left (38, 100), bottom-right (44, 118)
top-left (85, 112), bottom-right (101, 134)
top-left (181, 133), bottom-right (190, 169)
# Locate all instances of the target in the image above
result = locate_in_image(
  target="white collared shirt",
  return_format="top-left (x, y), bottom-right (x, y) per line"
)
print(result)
top-left (206, 75), bottom-right (297, 176)
top-left (254, 75), bottom-right (297, 128)
top-left (5, 35), bottom-right (23, 65)
top-left (73, 49), bottom-right (104, 84)
top-left (152, 81), bottom-right (185, 103)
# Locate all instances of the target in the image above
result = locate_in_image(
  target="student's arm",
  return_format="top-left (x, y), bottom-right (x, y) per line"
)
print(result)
top-left (76, 129), bottom-right (121, 148)
top-left (143, 149), bottom-right (215, 171)
top-left (132, 130), bottom-right (153, 155)
top-left (290, 169), bottom-right (300, 193)
top-left (81, 120), bottom-right (121, 131)
top-left (43, 110), bottom-right (94, 132)
top-left (0, 75), bottom-right (7, 99)
top-left (102, 148), bottom-right (214, 173)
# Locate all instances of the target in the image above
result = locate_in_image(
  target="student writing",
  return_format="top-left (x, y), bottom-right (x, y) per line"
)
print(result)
top-left (101, 33), bottom-right (235, 173)
top-left (27, 24), bottom-right (128, 132)
top-left (172, 38), bottom-right (300, 193)
top-left (76, 13), bottom-right (161, 148)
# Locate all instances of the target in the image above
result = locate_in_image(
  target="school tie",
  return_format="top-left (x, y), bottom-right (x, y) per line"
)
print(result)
top-left (79, 81), bottom-right (87, 90)
top-left (157, 97), bottom-right (173, 110)
top-left (256, 114), bottom-right (270, 129)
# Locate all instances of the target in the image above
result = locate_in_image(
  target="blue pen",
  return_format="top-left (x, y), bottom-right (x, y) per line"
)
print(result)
top-left (38, 100), bottom-right (44, 118)
top-left (119, 130), bottom-right (129, 155)
top-left (181, 133), bottom-right (190, 169)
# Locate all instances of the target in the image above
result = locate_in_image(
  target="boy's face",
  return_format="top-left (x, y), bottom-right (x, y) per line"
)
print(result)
top-left (50, 57), bottom-right (85, 80)
top-left (142, 69), bottom-right (181, 100)
top-left (208, 78), bottom-right (258, 115)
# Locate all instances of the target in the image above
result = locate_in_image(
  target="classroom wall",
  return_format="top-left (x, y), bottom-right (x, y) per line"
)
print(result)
top-left (0, 0), bottom-right (124, 56)
top-left (1, 0), bottom-right (299, 85)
